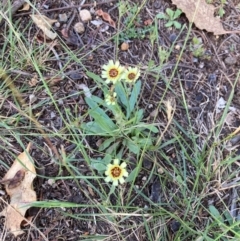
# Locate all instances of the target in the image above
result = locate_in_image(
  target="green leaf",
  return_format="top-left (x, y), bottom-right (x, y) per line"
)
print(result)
top-left (133, 137), bottom-right (152, 146)
top-left (218, 8), bottom-right (225, 17)
top-left (81, 122), bottom-right (106, 134)
top-left (99, 137), bottom-right (116, 151)
top-left (91, 159), bottom-right (106, 172)
top-left (129, 80), bottom-right (141, 116)
top-left (106, 141), bottom-right (121, 154)
top-left (115, 82), bottom-right (130, 116)
top-left (209, 205), bottom-right (223, 222)
top-left (165, 21), bottom-right (174, 28)
top-left (126, 139), bottom-right (140, 154)
top-left (89, 111), bottom-right (115, 132)
top-left (102, 154), bottom-right (112, 165)
top-left (85, 97), bottom-right (117, 131)
top-left (156, 13), bottom-right (167, 19)
top-left (166, 8), bottom-right (174, 18)
top-left (138, 123), bottom-right (158, 133)
top-left (173, 21), bottom-right (181, 29)
top-left (135, 109), bottom-right (144, 123)
top-left (126, 167), bottom-right (138, 182)
top-left (86, 71), bottom-right (106, 86)
top-left (173, 9), bottom-right (182, 19)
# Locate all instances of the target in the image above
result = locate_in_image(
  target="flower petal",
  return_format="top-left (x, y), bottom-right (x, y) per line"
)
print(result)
top-left (120, 162), bottom-right (127, 168)
top-left (113, 180), bottom-right (118, 186)
top-left (122, 170), bottom-right (128, 177)
top-left (105, 176), bottom-right (111, 182)
top-left (119, 177), bottom-right (125, 184)
top-left (113, 159), bottom-right (119, 165)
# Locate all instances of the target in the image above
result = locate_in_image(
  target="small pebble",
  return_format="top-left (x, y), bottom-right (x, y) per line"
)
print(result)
top-left (79, 9), bottom-right (92, 22)
top-left (47, 179), bottom-right (56, 186)
top-left (175, 44), bottom-right (181, 50)
top-left (142, 176), bottom-right (147, 181)
top-left (0, 190), bottom-right (6, 195)
top-left (29, 94), bottom-right (37, 104)
top-left (196, 92), bottom-right (203, 102)
top-left (199, 62), bottom-right (204, 68)
top-left (170, 220), bottom-right (181, 232)
top-left (154, 1), bottom-right (161, 8)
top-left (169, 33), bottom-right (177, 42)
top-left (74, 22), bottom-right (85, 33)
top-left (59, 13), bottom-right (68, 22)
top-left (224, 56), bottom-right (237, 65)
top-left (121, 42), bottom-right (129, 51)
top-left (69, 72), bottom-right (82, 80)
top-left (193, 57), bottom-right (198, 63)
top-left (50, 111), bottom-right (56, 119)
top-left (55, 22), bottom-right (60, 28)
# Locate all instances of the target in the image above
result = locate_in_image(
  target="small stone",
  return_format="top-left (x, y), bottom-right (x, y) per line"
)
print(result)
top-left (193, 57), bottom-right (198, 63)
top-left (175, 44), bottom-right (181, 50)
top-left (170, 220), bottom-right (181, 232)
top-left (55, 22), bottom-right (60, 28)
top-left (121, 42), bottom-right (129, 51)
top-left (169, 33), bottom-right (177, 42)
top-left (47, 179), bottom-right (56, 186)
top-left (74, 22), bottom-right (85, 33)
top-left (29, 94), bottom-right (37, 103)
top-left (59, 13), bottom-right (68, 22)
top-left (199, 62), bottom-right (204, 68)
top-left (142, 176), bottom-right (147, 181)
top-left (224, 56), bottom-right (237, 65)
top-left (79, 9), bottom-right (92, 22)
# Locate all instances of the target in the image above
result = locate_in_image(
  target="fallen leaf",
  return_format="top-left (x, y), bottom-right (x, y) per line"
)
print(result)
top-left (144, 19), bottom-right (153, 26)
top-left (31, 14), bottom-right (57, 39)
top-left (0, 143), bottom-right (37, 237)
top-left (96, 9), bottom-right (116, 28)
top-left (18, 2), bottom-right (30, 11)
top-left (171, 0), bottom-right (240, 35)
top-left (0, 170), bottom-right (25, 189)
top-left (61, 28), bottom-right (82, 46)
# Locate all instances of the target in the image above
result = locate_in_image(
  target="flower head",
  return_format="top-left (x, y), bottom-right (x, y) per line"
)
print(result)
top-left (105, 92), bottom-right (117, 105)
top-left (101, 60), bottom-right (124, 84)
top-left (123, 67), bottom-right (140, 83)
top-left (105, 159), bottom-right (128, 186)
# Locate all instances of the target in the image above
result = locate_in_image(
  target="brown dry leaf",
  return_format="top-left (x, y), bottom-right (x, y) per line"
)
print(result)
top-left (171, 0), bottom-right (240, 35)
top-left (0, 143), bottom-right (37, 237)
top-left (19, 2), bottom-right (30, 11)
top-left (95, 9), bottom-right (116, 28)
top-left (31, 14), bottom-right (57, 39)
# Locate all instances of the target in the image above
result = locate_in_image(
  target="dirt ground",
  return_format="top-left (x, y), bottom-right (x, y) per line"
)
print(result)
top-left (1, 0), bottom-right (240, 240)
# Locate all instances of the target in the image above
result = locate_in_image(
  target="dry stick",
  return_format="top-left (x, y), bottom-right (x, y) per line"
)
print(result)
top-left (0, 68), bottom-right (61, 161)
top-left (15, 0), bottom-right (117, 17)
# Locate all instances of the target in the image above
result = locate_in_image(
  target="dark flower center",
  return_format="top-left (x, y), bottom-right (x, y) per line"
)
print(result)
top-left (111, 167), bottom-right (121, 177)
top-left (109, 69), bottom-right (118, 78)
top-left (128, 73), bottom-right (136, 80)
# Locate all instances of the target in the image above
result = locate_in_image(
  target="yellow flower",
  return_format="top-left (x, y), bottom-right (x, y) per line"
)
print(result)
top-left (124, 67), bottom-right (140, 83)
top-left (101, 60), bottom-right (124, 84)
top-left (105, 159), bottom-right (128, 186)
top-left (105, 92), bottom-right (117, 105)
